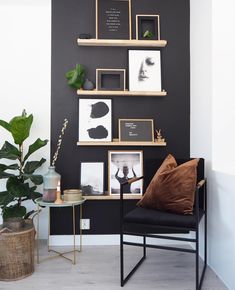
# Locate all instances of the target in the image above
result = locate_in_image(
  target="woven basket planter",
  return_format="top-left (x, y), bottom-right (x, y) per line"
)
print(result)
top-left (0, 219), bottom-right (35, 281)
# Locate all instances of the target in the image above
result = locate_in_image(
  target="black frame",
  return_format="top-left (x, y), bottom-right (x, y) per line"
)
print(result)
top-left (120, 159), bottom-right (207, 290)
top-left (136, 15), bottom-right (160, 40)
top-left (96, 0), bottom-right (132, 40)
top-left (80, 161), bottom-right (105, 196)
top-left (96, 69), bottom-right (126, 91)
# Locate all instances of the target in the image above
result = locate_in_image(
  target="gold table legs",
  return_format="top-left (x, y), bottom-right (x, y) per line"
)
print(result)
top-left (36, 204), bottom-right (83, 265)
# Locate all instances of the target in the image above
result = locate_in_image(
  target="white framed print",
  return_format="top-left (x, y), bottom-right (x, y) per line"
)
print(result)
top-left (79, 99), bottom-right (112, 142)
top-left (128, 50), bottom-right (162, 92)
top-left (80, 162), bottom-right (104, 195)
top-left (108, 150), bottom-right (143, 195)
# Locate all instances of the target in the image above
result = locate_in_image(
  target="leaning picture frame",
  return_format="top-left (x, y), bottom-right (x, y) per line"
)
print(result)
top-left (119, 119), bottom-right (154, 142)
top-left (78, 99), bottom-right (112, 142)
top-left (108, 150), bottom-right (143, 195)
top-left (80, 162), bottom-right (104, 196)
top-left (96, 69), bottom-right (126, 91)
top-left (128, 49), bottom-right (162, 92)
top-left (136, 14), bottom-right (160, 40)
top-left (96, 0), bottom-right (132, 40)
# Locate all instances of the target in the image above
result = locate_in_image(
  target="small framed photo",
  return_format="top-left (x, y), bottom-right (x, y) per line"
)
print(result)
top-left (96, 69), bottom-right (126, 91)
top-left (80, 162), bottom-right (104, 195)
top-left (79, 99), bottom-right (112, 142)
top-left (108, 150), bottom-right (143, 195)
top-left (128, 50), bottom-right (162, 92)
top-left (96, 0), bottom-right (132, 40)
top-left (136, 14), bottom-right (160, 40)
top-left (119, 119), bottom-right (154, 142)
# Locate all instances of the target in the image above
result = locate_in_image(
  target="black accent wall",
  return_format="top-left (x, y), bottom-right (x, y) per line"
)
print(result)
top-left (51, 0), bottom-right (190, 235)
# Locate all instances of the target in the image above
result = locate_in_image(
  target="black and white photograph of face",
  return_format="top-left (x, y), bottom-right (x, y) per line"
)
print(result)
top-left (108, 151), bottom-right (143, 195)
top-left (79, 99), bottom-right (112, 142)
top-left (129, 50), bottom-right (161, 92)
top-left (80, 162), bottom-right (104, 195)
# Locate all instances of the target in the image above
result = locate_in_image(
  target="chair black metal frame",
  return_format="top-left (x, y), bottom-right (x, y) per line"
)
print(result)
top-left (120, 159), bottom-right (207, 290)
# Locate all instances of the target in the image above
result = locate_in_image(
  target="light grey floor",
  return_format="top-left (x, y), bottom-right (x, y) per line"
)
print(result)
top-left (0, 243), bottom-right (227, 290)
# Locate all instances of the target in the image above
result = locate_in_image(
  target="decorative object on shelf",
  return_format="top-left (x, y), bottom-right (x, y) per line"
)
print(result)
top-left (96, 0), bottom-right (132, 40)
top-left (54, 182), bottom-right (63, 204)
top-left (80, 162), bottom-right (104, 195)
top-left (128, 49), bottom-right (162, 92)
top-left (136, 15), bottom-right (160, 40)
top-left (83, 78), bottom-right (95, 90)
top-left (63, 189), bottom-right (82, 202)
top-left (156, 129), bottom-right (165, 143)
top-left (43, 118), bottom-right (68, 202)
top-left (119, 119), bottom-right (154, 142)
top-left (108, 150), bottom-right (143, 195)
top-left (0, 110), bottom-right (48, 220)
top-left (79, 99), bottom-right (112, 142)
top-left (78, 33), bottom-right (92, 39)
top-left (96, 68), bottom-right (126, 91)
top-left (66, 64), bottom-right (85, 89)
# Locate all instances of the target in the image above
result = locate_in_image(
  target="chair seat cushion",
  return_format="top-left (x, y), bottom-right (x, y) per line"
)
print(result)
top-left (124, 206), bottom-right (204, 229)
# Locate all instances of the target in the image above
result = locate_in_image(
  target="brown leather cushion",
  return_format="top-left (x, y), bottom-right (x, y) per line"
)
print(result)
top-left (138, 155), bottom-right (199, 215)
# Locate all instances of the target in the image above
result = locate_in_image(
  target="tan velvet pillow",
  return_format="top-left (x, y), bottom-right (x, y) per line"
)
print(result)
top-left (138, 156), bottom-right (199, 215)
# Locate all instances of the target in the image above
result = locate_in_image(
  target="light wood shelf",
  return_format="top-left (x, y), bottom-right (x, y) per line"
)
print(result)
top-left (83, 194), bottom-right (141, 200)
top-left (77, 139), bottom-right (166, 147)
top-left (77, 89), bottom-right (167, 97)
top-left (77, 38), bottom-right (167, 47)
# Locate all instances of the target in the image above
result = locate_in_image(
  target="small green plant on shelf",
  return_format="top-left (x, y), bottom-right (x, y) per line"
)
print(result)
top-left (143, 30), bottom-right (154, 39)
top-left (66, 64), bottom-right (85, 89)
top-left (0, 110), bottom-right (48, 220)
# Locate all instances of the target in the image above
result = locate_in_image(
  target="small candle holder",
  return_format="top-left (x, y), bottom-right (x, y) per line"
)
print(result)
top-left (54, 182), bottom-right (63, 204)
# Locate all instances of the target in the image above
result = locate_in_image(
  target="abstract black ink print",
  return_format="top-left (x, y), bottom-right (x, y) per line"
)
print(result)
top-left (87, 125), bottom-right (108, 139)
top-left (90, 101), bottom-right (109, 118)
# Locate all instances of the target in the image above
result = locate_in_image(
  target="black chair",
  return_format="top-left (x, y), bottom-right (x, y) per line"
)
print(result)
top-left (120, 158), bottom-right (207, 290)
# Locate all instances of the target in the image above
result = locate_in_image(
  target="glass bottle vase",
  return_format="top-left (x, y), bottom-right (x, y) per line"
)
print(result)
top-left (43, 166), bottom-right (61, 202)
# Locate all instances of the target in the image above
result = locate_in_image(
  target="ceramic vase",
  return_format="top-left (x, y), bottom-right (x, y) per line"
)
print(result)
top-left (43, 166), bottom-right (61, 202)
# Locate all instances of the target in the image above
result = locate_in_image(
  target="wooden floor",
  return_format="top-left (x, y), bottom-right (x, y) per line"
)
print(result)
top-left (0, 243), bottom-right (227, 290)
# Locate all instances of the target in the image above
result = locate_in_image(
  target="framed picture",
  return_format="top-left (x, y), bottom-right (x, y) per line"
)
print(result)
top-left (108, 150), bottom-right (143, 195)
top-left (96, 0), bottom-right (132, 40)
top-left (128, 50), bottom-right (162, 92)
top-left (119, 119), bottom-right (154, 142)
top-left (96, 69), bottom-right (126, 91)
top-left (79, 99), bottom-right (112, 142)
top-left (136, 14), bottom-right (160, 40)
top-left (80, 162), bottom-right (104, 195)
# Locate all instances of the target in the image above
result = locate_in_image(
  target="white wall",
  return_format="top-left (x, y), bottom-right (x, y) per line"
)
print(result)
top-left (0, 0), bottom-right (51, 238)
top-left (191, 0), bottom-right (235, 289)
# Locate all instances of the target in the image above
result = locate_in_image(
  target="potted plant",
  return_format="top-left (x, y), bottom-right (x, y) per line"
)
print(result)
top-left (0, 110), bottom-right (48, 221)
top-left (66, 63), bottom-right (85, 89)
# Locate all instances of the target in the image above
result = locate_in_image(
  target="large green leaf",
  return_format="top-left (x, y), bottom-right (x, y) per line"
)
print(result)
top-left (30, 191), bottom-right (42, 201)
top-left (0, 141), bottom-right (20, 160)
top-left (30, 175), bottom-right (43, 185)
top-left (0, 119), bottom-right (11, 132)
top-left (0, 163), bottom-right (18, 178)
top-left (0, 191), bottom-right (15, 207)
top-left (9, 113), bottom-right (33, 145)
top-left (2, 205), bottom-right (26, 220)
top-left (24, 158), bottom-right (46, 174)
top-left (6, 176), bottom-right (30, 198)
top-left (23, 139), bottom-right (48, 163)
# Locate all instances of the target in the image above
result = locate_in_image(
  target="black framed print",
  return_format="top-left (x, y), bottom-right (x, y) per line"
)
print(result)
top-left (79, 99), bottom-right (112, 142)
top-left (96, 0), bottom-right (132, 39)
top-left (80, 162), bottom-right (104, 195)
top-left (108, 150), bottom-right (143, 195)
top-left (96, 69), bottom-right (126, 91)
top-left (136, 14), bottom-right (160, 40)
top-left (119, 119), bottom-right (154, 142)
top-left (128, 50), bottom-right (162, 92)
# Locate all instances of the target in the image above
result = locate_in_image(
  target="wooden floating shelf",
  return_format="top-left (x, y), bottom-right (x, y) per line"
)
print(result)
top-left (77, 89), bottom-right (167, 97)
top-left (77, 139), bottom-right (166, 147)
top-left (77, 38), bottom-right (167, 47)
top-left (83, 194), bottom-right (141, 200)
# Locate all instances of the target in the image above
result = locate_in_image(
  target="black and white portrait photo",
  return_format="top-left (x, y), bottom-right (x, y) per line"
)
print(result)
top-left (108, 150), bottom-right (143, 195)
top-left (80, 162), bottom-right (104, 195)
top-left (128, 50), bottom-right (162, 92)
top-left (79, 99), bottom-right (112, 142)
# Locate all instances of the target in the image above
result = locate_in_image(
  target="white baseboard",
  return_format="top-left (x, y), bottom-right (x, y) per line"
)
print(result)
top-left (49, 233), bottom-right (192, 246)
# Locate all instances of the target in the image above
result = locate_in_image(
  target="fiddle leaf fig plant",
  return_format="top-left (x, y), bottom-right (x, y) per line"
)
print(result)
top-left (0, 110), bottom-right (48, 221)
